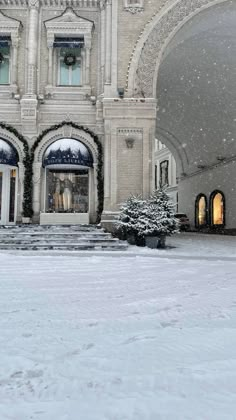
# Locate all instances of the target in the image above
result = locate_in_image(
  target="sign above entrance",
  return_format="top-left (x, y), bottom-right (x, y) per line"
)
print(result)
top-left (0, 139), bottom-right (19, 166)
top-left (43, 138), bottom-right (93, 169)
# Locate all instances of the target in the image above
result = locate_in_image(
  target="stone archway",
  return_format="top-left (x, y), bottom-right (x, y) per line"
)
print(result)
top-left (127, 0), bottom-right (229, 98)
top-left (31, 122), bottom-right (103, 224)
top-left (0, 126), bottom-right (26, 223)
top-left (127, 0), bottom-right (236, 228)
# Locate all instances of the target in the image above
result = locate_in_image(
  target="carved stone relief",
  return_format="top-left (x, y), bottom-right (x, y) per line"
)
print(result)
top-left (128, 0), bottom-right (227, 97)
top-left (124, 0), bottom-right (144, 14)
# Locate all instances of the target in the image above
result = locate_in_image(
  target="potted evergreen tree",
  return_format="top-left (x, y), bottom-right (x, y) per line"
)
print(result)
top-left (140, 189), bottom-right (179, 248)
top-left (116, 195), bottom-right (145, 245)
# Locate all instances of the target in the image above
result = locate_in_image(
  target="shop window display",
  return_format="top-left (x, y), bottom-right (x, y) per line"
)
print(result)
top-left (46, 170), bottom-right (89, 213)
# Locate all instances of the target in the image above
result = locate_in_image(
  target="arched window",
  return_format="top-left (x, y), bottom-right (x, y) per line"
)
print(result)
top-left (210, 191), bottom-right (225, 227)
top-left (195, 194), bottom-right (207, 227)
top-left (0, 138), bottom-right (19, 166)
top-left (43, 138), bottom-right (93, 214)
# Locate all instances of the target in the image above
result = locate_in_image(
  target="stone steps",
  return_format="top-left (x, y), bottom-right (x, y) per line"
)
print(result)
top-left (0, 225), bottom-right (127, 251)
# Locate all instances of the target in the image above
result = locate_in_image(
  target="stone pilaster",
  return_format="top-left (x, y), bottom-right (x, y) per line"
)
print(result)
top-left (20, 0), bottom-right (40, 135)
top-left (104, 0), bottom-right (112, 93)
top-left (32, 162), bottom-right (42, 220)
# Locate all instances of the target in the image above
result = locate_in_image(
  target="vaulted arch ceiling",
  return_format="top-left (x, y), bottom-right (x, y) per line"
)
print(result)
top-left (156, 1), bottom-right (236, 174)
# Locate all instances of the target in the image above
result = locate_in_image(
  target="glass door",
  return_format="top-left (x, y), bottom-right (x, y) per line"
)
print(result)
top-left (0, 166), bottom-right (18, 225)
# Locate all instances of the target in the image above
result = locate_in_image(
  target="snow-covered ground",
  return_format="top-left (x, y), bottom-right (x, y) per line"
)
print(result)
top-left (1, 234), bottom-right (236, 420)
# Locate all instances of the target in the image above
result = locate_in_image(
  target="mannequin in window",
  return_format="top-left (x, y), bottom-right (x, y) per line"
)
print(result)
top-left (63, 174), bottom-right (73, 211)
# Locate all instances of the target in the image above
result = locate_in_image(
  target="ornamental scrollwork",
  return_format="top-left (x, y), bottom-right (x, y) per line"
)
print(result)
top-left (125, 7), bottom-right (144, 14)
top-left (132, 0), bottom-right (224, 97)
top-left (124, 0), bottom-right (144, 14)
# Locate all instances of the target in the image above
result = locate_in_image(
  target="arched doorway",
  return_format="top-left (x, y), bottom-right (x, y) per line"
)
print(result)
top-left (0, 139), bottom-right (19, 225)
top-left (40, 138), bottom-right (94, 224)
top-left (210, 191), bottom-right (225, 227)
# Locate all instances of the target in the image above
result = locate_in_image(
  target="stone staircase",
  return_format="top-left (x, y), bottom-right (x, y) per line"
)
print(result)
top-left (0, 225), bottom-right (128, 251)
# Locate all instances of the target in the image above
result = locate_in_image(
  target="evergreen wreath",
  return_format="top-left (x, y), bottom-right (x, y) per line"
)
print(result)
top-left (64, 53), bottom-right (76, 67)
top-left (32, 121), bottom-right (104, 223)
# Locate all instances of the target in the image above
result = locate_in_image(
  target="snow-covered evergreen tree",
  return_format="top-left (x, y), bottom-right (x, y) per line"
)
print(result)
top-left (116, 195), bottom-right (144, 239)
top-left (138, 188), bottom-right (179, 237)
top-left (116, 189), bottom-right (179, 246)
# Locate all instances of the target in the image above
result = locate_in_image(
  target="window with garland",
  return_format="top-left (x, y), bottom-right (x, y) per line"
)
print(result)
top-left (57, 47), bottom-right (82, 86)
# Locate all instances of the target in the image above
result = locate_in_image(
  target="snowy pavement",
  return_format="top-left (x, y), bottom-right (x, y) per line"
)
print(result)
top-left (1, 234), bottom-right (236, 419)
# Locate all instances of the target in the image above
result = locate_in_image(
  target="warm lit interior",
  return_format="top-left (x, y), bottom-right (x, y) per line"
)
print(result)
top-left (198, 196), bottom-right (207, 226)
top-left (213, 193), bottom-right (224, 225)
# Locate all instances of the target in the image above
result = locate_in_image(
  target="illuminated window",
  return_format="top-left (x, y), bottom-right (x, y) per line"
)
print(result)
top-left (195, 194), bottom-right (207, 227)
top-left (210, 191), bottom-right (225, 226)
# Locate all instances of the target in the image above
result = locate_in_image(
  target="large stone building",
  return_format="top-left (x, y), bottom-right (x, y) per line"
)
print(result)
top-left (0, 0), bottom-right (235, 230)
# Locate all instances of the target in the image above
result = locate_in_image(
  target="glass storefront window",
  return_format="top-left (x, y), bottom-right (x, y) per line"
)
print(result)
top-left (46, 170), bottom-right (89, 213)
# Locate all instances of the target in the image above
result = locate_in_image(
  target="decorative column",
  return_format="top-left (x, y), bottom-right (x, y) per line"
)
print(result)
top-left (32, 162), bottom-right (42, 220)
top-left (17, 162), bottom-right (25, 217)
top-left (100, 0), bottom-right (106, 92)
top-left (27, 0), bottom-right (40, 95)
top-left (11, 37), bottom-right (19, 87)
top-left (47, 36), bottom-right (54, 87)
top-left (105, 0), bottom-right (112, 85)
top-left (20, 0), bottom-right (39, 135)
top-left (84, 36), bottom-right (92, 86)
top-left (81, 49), bottom-right (86, 84)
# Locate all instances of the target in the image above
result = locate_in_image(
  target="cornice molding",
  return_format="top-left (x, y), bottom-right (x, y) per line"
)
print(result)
top-left (0, 0), bottom-right (100, 7)
top-left (44, 7), bottom-right (94, 47)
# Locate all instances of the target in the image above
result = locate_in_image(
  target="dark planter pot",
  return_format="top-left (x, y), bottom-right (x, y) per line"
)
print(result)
top-left (135, 235), bottom-right (145, 247)
top-left (127, 234), bottom-right (145, 246)
top-left (127, 233), bottom-right (136, 245)
top-left (145, 235), bottom-right (166, 249)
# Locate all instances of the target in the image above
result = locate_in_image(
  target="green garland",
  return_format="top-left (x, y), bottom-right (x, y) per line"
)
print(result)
top-left (0, 122), bottom-right (32, 218)
top-left (32, 121), bottom-right (104, 222)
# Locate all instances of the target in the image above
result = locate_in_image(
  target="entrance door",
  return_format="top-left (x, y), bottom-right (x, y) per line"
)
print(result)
top-left (0, 166), bottom-right (17, 225)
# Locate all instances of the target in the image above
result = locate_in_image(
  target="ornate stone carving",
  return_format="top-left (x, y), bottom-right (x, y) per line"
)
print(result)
top-left (100, 0), bottom-right (106, 10)
top-left (28, 0), bottom-right (39, 9)
top-left (128, 0), bottom-right (225, 97)
top-left (45, 7), bottom-right (94, 47)
top-left (124, 0), bottom-right (144, 14)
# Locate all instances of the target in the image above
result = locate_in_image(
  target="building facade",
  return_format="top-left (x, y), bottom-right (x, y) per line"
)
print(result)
top-left (0, 0), bottom-right (235, 230)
